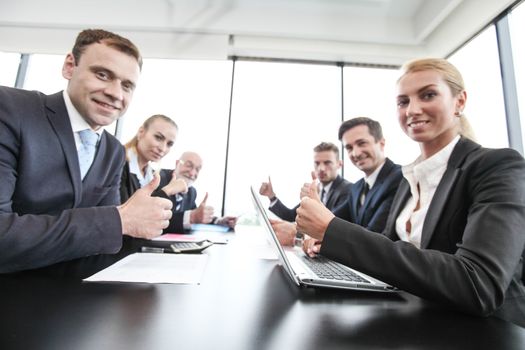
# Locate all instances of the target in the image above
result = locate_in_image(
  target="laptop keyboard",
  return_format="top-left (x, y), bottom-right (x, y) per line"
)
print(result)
top-left (301, 255), bottom-right (371, 283)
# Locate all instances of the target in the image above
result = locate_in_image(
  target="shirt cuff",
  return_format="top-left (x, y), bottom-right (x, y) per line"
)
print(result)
top-left (183, 210), bottom-right (192, 229)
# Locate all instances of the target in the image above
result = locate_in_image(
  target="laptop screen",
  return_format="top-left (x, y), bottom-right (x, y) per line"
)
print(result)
top-left (250, 186), bottom-right (300, 285)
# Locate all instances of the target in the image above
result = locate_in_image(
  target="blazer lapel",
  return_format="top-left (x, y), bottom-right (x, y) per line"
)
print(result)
top-left (384, 180), bottom-right (411, 238)
top-left (325, 175), bottom-right (342, 208)
top-left (420, 138), bottom-right (480, 248)
top-left (87, 131), bottom-right (107, 179)
top-left (358, 159), bottom-right (393, 222)
top-left (420, 168), bottom-right (460, 248)
top-left (45, 91), bottom-right (83, 206)
top-left (351, 179), bottom-right (364, 220)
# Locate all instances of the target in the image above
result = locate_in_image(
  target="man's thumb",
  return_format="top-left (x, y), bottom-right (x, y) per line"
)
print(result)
top-left (311, 170), bottom-right (317, 181)
top-left (199, 192), bottom-right (209, 206)
top-left (142, 172), bottom-right (161, 195)
top-left (309, 181), bottom-right (321, 201)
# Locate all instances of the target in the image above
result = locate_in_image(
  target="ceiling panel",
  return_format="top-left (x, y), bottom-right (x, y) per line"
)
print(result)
top-left (0, 0), bottom-right (517, 65)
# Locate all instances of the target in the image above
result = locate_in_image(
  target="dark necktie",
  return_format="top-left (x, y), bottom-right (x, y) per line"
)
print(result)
top-left (320, 188), bottom-right (326, 205)
top-left (358, 183), bottom-right (370, 212)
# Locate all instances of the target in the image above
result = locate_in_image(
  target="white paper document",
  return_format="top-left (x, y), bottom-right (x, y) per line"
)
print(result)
top-left (84, 253), bottom-right (208, 284)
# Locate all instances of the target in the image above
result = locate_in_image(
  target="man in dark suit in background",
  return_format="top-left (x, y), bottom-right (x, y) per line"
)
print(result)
top-left (332, 117), bottom-right (402, 233)
top-left (259, 142), bottom-right (352, 222)
top-left (0, 29), bottom-right (173, 273)
top-left (156, 151), bottom-right (237, 232)
top-left (272, 117), bottom-right (401, 246)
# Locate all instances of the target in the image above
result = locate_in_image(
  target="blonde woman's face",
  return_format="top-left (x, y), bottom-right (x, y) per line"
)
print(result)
top-left (137, 119), bottom-right (177, 162)
top-left (396, 70), bottom-right (465, 153)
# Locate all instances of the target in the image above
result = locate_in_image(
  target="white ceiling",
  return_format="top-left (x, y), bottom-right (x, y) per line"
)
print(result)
top-left (0, 0), bottom-right (517, 65)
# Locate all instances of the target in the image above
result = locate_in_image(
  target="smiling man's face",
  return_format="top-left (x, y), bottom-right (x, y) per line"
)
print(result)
top-left (62, 42), bottom-right (140, 129)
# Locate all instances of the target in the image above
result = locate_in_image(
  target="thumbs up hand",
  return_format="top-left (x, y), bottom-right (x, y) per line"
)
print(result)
top-left (259, 176), bottom-right (276, 199)
top-left (161, 171), bottom-right (188, 196)
top-left (190, 192), bottom-right (215, 224)
top-left (300, 171), bottom-right (320, 201)
top-left (117, 173), bottom-right (173, 239)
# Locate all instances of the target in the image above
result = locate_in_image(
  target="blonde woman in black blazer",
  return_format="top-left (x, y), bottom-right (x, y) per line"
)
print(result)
top-left (296, 58), bottom-right (525, 327)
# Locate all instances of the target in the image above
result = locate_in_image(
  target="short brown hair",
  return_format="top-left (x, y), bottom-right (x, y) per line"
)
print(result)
top-left (314, 142), bottom-right (340, 159)
top-left (338, 117), bottom-right (383, 141)
top-left (72, 29), bottom-right (142, 70)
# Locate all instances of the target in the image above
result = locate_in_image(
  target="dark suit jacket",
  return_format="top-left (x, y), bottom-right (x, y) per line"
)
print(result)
top-left (270, 175), bottom-right (352, 222)
top-left (120, 161), bottom-right (141, 203)
top-left (158, 169), bottom-right (198, 213)
top-left (332, 158), bottom-right (402, 233)
top-left (321, 137), bottom-right (525, 325)
top-left (0, 87), bottom-right (125, 273)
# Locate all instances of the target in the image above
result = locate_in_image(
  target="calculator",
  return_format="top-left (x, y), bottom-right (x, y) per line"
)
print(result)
top-left (169, 240), bottom-right (214, 253)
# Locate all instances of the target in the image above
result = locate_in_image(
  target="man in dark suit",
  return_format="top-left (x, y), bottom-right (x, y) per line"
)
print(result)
top-left (0, 29), bottom-right (173, 273)
top-left (297, 137), bottom-right (525, 327)
top-left (155, 151), bottom-right (237, 233)
top-left (332, 117), bottom-right (402, 233)
top-left (271, 118), bottom-right (401, 246)
top-left (259, 142), bottom-right (352, 222)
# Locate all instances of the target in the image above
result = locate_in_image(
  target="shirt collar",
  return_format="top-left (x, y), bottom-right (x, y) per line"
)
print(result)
top-left (63, 90), bottom-right (103, 137)
top-left (402, 135), bottom-right (460, 184)
top-left (364, 160), bottom-right (385, 189)
top-left (321, 180), bottom-right (334, 194)
top-left (127, 147), bottom-right (155, 186)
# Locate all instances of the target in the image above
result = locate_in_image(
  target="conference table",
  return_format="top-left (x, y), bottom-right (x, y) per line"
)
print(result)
top-left (1, 226), bottom-right (524, 350)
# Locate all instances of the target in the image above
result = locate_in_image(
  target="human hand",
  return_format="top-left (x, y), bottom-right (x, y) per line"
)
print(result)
top-left (296, 181), bottom-right (334, 240)
top-left (300, 171), bottom-right (319, 199)
top-left (216, 216), bottom-right (238, 229)
top-left (270, 219), bottom-right (297, 246)
top-left (190, 192), bottom-right (214, 224)
top-left (302, 237), bottom-right (322, 258)
top-left (259, 176), bottom-right (276, 199)
top-left (118, 173), bottom-right (173, 239)
top-left (161, 171), bottom-right (188, 196)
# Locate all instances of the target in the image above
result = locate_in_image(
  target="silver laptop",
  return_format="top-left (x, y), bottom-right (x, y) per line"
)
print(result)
top-left (250, 186), bottom-right (397, 292)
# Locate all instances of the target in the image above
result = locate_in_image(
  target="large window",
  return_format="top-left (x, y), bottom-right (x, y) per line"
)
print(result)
top-left (0, 51), bottom-right (21, 87)
top-left (226, 61), bottom-right (342, 216)
top-left (343, 66), bottom-right (418, 175)
top-left (12, 6), bottom-right (523, 219)
top-left (121, 59), bottom-right (233, 213)
top-left (23, 54), bottom-right (67, 94)
top-left (449, 26), bottom-right (509, 149)
top-left (509, 2), bottom-right (525, 145)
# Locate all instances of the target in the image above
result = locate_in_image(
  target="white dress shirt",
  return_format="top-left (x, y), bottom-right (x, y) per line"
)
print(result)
top-left (63, 91), bottom-right (103, 150)
top-left (360, 160), bottom-right (385, 205)
top-left (320, 181), bottom-right (333, 205)
top-left (126, 148), bottom-right (154, 188)
top-left (395, 136), bottom-right (460, 248)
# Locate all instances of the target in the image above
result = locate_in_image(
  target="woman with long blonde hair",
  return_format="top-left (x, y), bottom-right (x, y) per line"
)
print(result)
top-left (120, 114), bottom-right (186, 202)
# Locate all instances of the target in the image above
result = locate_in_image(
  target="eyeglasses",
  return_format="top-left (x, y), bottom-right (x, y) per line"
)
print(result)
top-left (179, 159), bottom-right (201, 172)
